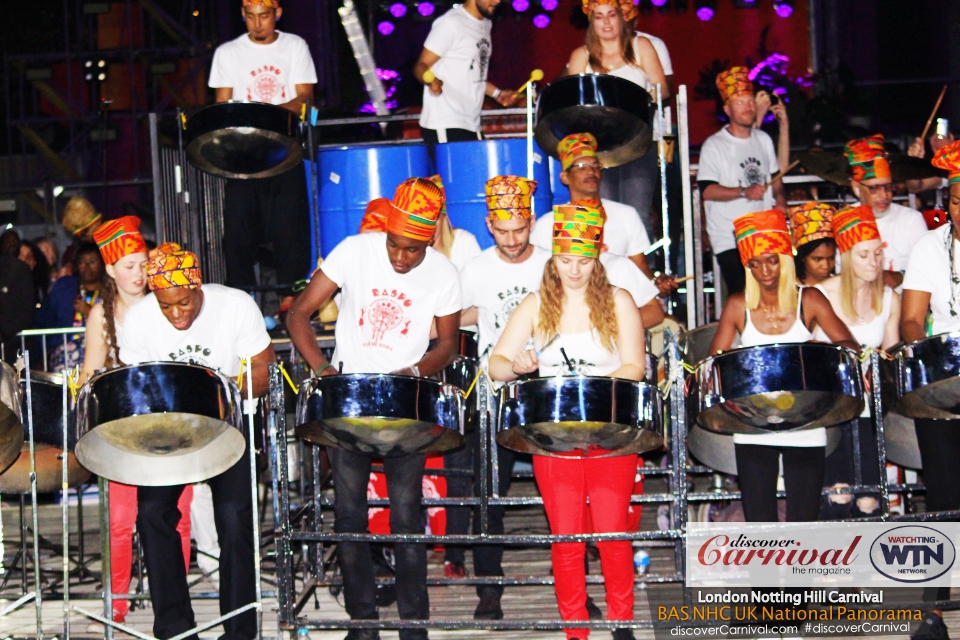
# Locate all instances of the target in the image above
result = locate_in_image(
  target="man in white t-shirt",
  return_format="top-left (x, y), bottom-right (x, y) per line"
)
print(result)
top-left (208, 0), bottom-right (318, 313)
top-left (286, 178), bottom-right (460, 640)
top-left (699, 66), bottom-right (784, 295)
top-left (414, 0), bottom-right (518, 144)
top-left (120, 245), bottom-right (273, 640)
top-left (844, 134), bottom-right (928, 288)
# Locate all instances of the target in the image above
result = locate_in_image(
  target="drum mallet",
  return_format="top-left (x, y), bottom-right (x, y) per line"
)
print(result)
top-left (920, 84), bottom-right (949, 142)
top-left (422, 69), bottom-right (436, 84)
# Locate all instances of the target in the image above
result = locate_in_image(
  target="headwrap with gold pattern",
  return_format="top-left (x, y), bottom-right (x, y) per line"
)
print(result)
top-left (359, 198), bottom-right (390, 234)
top-left (715, 67), bottom-right (753, 104)
top-left (844, 134), bottom-right (891, 182)
top-left (93, 216), bottom-right (148, 265)
top-left (146, 243), bottom-right (203, 291)
top-left (557, 132), bottom-right (599, 171)
top-left (932, 139), bottom-right (960, 184)
top-left (485, 175), bottom-right (537, 220)
top-left (833, 205), bottom-right (881, 255)
top-left (581, 0), bottom-right (636, 23)
top-left (427, 174), bottom-right (448, 215)
top-left (733, 210), bottom-right (792, 266)
top-left (386, 178), bottom-right (444, 242)
top-left (788, 202), bottom-right (835, 249)
top-left (62, 196), bottom-right (103, 239)
top-left (552, 204), bottom-right (605, 258)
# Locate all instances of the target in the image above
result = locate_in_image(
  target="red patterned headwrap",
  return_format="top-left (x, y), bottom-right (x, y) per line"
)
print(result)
top-left (788, 202), bottom-right (835, 249)
top-left (932, 139), bottom-right (960, 184)
top-left (733, 210), bottom-right (792, 266)
top-left (146, 243), bottom-right (203, 291)
top-left (833, 205), bottom-right (882, 255)
top-left (93, 216), bottom-right (148, 265)
top-left (581, 0), bottom-right (636, 23)
top-left (844, 134), bottom-right (891, 183)
top-left (386, 178), bottom-right (445, 242)
top-left (716, 67), bottom-right (753, 104)
top-left (359, 198), bottom-right (390, 234)
top-left (558, 132), bottom-right (599, 171)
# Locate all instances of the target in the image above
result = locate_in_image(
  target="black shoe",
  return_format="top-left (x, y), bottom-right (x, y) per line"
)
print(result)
top-left (585, 595), bottom-right (603, 620)
top-left (912, 613), bottom-right (950, 640)
top-left (474, 587), bottom-right (504, 620)
top-left (613, 629), bottom-right (636, 640)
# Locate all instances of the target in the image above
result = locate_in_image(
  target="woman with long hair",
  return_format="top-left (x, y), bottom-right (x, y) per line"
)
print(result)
top-left (490, 204), bottom-right (644, 640)
top-left (79, 218), bottom-right (192, 627)
top-left (18, 239), bottom-right (51, 305)
top-left (708, 210), bottom-right (859, 523)
top-left (814, 205), bottom-right (899, 519)
top-left (428, 175), bottom-right (481, 269)
top-left (790, 202), bottom-right (837, 286)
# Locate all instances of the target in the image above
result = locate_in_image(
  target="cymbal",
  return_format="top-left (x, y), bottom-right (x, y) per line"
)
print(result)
top-left (796, 149), bottom-right (946, 186)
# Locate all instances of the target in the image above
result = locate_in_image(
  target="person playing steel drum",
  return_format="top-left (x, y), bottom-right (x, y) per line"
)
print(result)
top-left (119, 244), bottom-right (275, 640)
top-left (286, 177), bottom-right (462, 640)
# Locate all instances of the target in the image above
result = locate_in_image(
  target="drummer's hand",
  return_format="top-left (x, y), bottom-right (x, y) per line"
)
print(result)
top-left (495, 90), bottom-right (521, 107)
top-left (931, 132), bottom-right (955, 154)
top-left (392, 365), bottom-right (421, 377)
top-left (428, 78), bottom-right (443, 96)
top-left (754, 91), bottom-right (771, 127)
top-left (512, 350), bottom-right (539, 376)
top-left (770, 102), bottom-right (788, 126)
top-left (907, 136), bottom-right (925, 158)
top-left (74, 298), bottom-right (93, 318)
top-left (655, 274), bottom-right (678, 297)
top-left (744, 184), bottom-right (766, 201)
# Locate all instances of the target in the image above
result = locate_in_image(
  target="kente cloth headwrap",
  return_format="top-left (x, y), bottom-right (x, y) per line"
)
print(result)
top-left (427, 174), bottom-right (448, 215)
top-left (552, 204), bottom-right (605, 258)
top-left (715, 67), bottom-right (753, 104)
top-left (733, 209), bottom-right (792, 266)
top-left (93, 216), bottom-right (148, 265)
top-left (243, 0), bottom-right (279, 6)
top-left (359, 198), bottom-right (390, 233)
top-left (557, 133), bottom-right (599, 171)
top-left (386, 178), bottom-right (445, 241)
top-left (844, 134), bottom-right (891, 182)
top-left (932, 139), bottom-right (960, 184)
top-left (146, 243), bottom-right (203, 291)
top-left (485, 175), bottom-right (537, 220)
top-left (788, 202), bottom-right (835, 249)
top-left (62, 196), bottom-right (102, 238)
top-left (581, 0), bottom-right (636, 22)
top-left (833, 205), bottom-right (882, 255)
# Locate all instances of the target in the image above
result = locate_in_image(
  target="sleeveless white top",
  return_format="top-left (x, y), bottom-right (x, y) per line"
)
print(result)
top-left (813, 286), bottom-right (892, 350)
top-left (584, 37), bottom-right (650, 92)
top-left (733, 289), bottom-right (827, 447)
top-left (535, 291), bottom-right (622, 377)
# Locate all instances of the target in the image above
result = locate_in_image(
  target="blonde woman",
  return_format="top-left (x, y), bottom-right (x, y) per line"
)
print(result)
top-left (428, 175), bottom-right (481, 269)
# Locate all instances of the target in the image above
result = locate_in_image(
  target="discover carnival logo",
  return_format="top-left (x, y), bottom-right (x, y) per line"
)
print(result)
top-left (869, 525), bottom-right (956, 583)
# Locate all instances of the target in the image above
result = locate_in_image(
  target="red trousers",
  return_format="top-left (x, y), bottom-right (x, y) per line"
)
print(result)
top-left (534, 454), bottom-right (638, 639)
top-left (109, 481), bottom-right (192, 620)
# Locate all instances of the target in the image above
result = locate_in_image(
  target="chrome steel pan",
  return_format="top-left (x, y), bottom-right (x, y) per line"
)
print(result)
top-left (295, 374), bottom-right (464, 456)
top-left (459, 329), bottom-right (479, 359)
top-left (440, 356), bottom-right (479, 434)
top-left (496, 375), bottom-right (662, 457)
top-left (696, 343), bottom-right (863, 435)
top-left (76, 362), bottom-right (245, 486)
top-left (184, 101), bottom-right (303, 179)
top-left (877, 353), bottom-right (922, 468)
top-left (20, 370), bottom-right (78, 449)
top-left (885, 332), bottom-right (960, 419)
top-left (0, 362), bottom-right (23, 475)
top-left (680, 322), bottom-right (740, 366)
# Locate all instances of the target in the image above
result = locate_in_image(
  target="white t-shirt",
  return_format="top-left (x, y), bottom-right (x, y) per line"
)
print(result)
top-left (903, 224), bottom-right (960, 335)
top-left (460, 245), bottom-right (551, 358)
top-left (208, 32), bottom-right (317, 104)
top-left (119, 284), bottom-right (271, 378)
top-left (698, 127), bottom-right (779, 254)
top-left (321, 233), bottom-right (462, 374)
top-left (419, 5), bottom-right (492, 133)
top-left (531, 199), bottom-right (651, 258)
top-left (635, 31), bottom-right (672, 75)
top-left (599, 253), bottom-right (659, 309)
top-left (448, 228), bottom-right (482, 270)
top-left (867, 202), bottom-right (928, 274)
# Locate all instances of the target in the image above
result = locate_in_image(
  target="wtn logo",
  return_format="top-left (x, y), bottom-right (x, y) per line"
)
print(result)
top-left (870, 526), bottom-right (956, 583)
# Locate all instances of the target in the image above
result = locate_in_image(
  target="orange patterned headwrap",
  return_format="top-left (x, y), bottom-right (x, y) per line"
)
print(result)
top-left (788, 202), bottom-right (835, 249)
top-left (552, 204), bottom-right (605, 258)
top-left (581, 0), bottom-right (636, 22)
top-left (733, 210), bottom-right (792, 266)
top-left (93, 216), bottom-right (148, 265)
top-left (427, 174), bottom-right (448, 215)
top-left (485, 175), bottom-right (537, 220)
top-left (715, 67), bottom-right (753, 104)
top-left (844, 134), bottom-right (891, 182)
top-left (359, 198), bottom-right (390, 234)
top-left (558, 133), bottom-right (599, 171)
top-left (833, 205), bottom-right (881, 255)
top-left (386, 178), bottom-right (444, 242)
top-left (932, 139), bottom-right (960, 184)
top-left (243, 0), bottom-right (279, 6)
top-left (146, 243), bottom-right (202, 291)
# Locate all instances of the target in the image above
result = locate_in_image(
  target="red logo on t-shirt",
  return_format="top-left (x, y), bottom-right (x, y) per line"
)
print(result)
top-left (247, 65), bottom-right (286, 103)
top-left (360, 289), bottom-right (414, 347)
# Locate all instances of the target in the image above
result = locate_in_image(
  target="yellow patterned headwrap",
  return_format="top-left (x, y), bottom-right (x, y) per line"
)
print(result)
top-left (581, 0), bottom-right (636, 22)
top-left (932, 139), bottom-right (960, 184)
top-left (733, 210), bottom-right (792, 266)
top-left (146, 243), bottom-right (203, 291)
top-left (833, 205), bottom-right (881, 255)
top-left (386, 178), bottom-right (444, 242)
top-left (485, 175), bottom-right (537, 220)
top-left (716, 67), bottom-right (753, 104)
top-left (788, 202), bottom-right (835, 249)
top-left (243, 0), bottom-right (279, 6)
top-left (552, 204), bottom-right (605, 258)
top-left (557, 133), bottom-right (599, 171)
top-left (844, 134), bottom-right (891, 182)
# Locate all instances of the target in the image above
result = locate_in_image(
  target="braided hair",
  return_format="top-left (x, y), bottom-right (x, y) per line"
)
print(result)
top-left (100, 275), bottom-right (121, 368)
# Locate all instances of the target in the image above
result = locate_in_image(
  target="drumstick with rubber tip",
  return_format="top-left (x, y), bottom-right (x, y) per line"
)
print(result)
top-left (921, 84), bottom-right (949, 142)
top-left (515, 69), bottom-right (544, 95)
top-left (764, 159), bottom-right (800, 187)
top-left (423, 69), bottom-right (436, 84)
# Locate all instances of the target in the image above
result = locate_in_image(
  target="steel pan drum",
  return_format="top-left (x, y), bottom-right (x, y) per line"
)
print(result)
top-left (496, 376), bottom-right (662, 457)
top-left (0, 362), bottom-right (23, 475)
top-left (536, 74), bottom-right (652, 168)
top-left (696, 343), bottom-right (863, 435)
top-left (877, 353), bottom-right (922, 468)
top-left (459, 329), bottom-right (479, 359)
top-left (440, 356), bottom-right (480, 434)
top-left (76, 362), bottom-right (245, 486)
top-left (885, 332), bottom-right (960, 419)
top-left (295, 374), bottom-right (464, 456)
top-left (184, 101), bottom-right (302, 179)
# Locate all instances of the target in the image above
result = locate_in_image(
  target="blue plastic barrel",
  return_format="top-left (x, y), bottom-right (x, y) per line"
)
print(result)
top-left (549, 155), bottom-right (571, 206)
top-left (313, 142), bottom-right (430, 257)
top-left (435, 139), bottom-right (552, 250)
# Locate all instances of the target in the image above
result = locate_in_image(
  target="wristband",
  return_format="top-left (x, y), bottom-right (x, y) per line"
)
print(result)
top-left (316, 362), bottom-right (335, 376)
top-left (492, 87), bottom-right (502, 100)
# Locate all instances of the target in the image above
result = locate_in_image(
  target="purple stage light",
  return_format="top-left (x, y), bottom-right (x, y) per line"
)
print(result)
top-left (651, 0), bottom-right (668, 6)
top-left (774, 2), bottom-right (792, 17)
top-left (512, 0), bottom-right (530, 11)
top-left (377, 20), bottom-right (395, 34)
top-left (695, 5), bottom-right (713, 19)
top-left (417, 1), bottom-right (435, 16)
top-left (541, 0), bottom-right (558, 9)
top-left (389, 2), bottom-right (407, 17)
top-left (533, 13), bottom-right (550, 27)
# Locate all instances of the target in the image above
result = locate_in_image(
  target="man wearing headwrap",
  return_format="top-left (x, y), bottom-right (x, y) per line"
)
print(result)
top-left (119, 244), bottom-right (274, 640)
top-left (286, 177), bottom-right (462, 640)
top-left (844, 134), bottom-right (927, 288)
top-left (209, 0), bottom-right (317, 316)
top-left (699, 66), bottom-right (785, 295)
